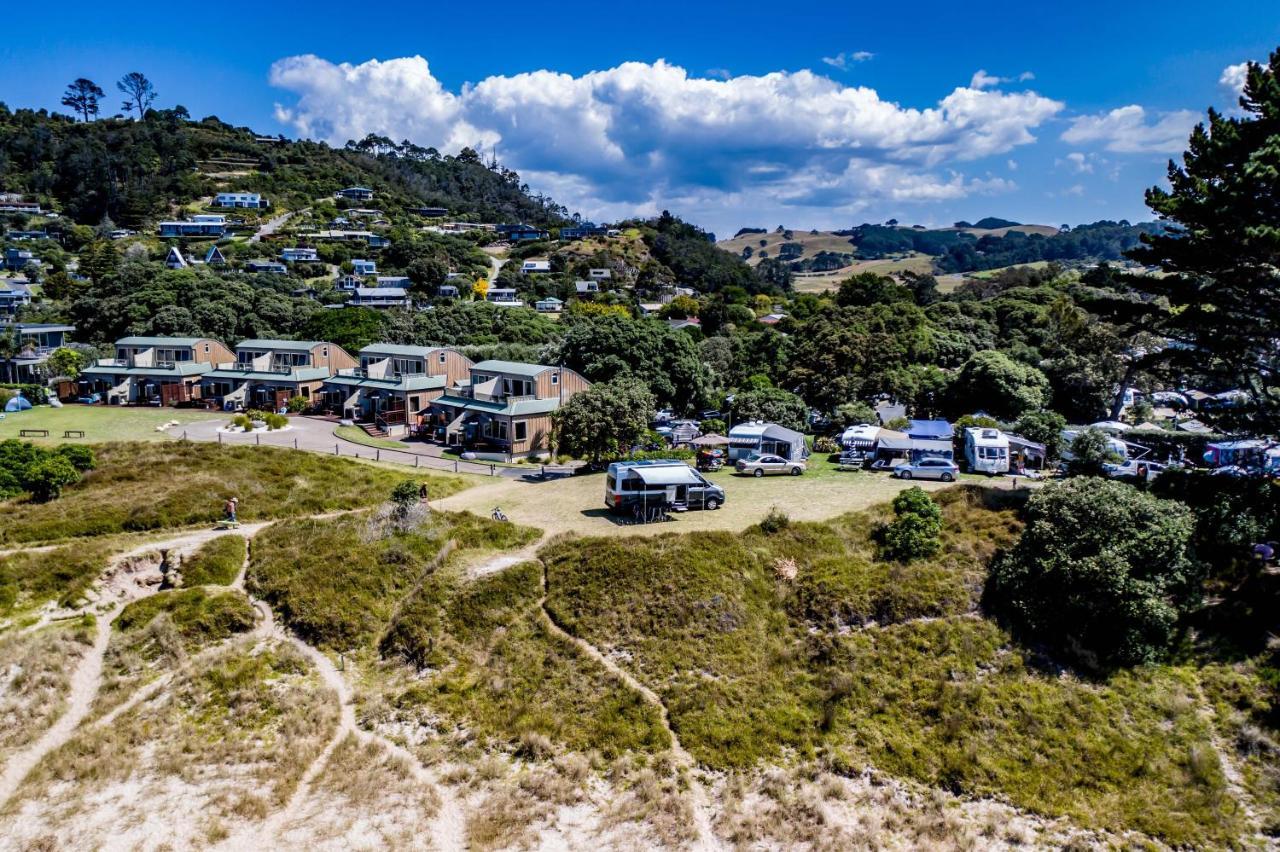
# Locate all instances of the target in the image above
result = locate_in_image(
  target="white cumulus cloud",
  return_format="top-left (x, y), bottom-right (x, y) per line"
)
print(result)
top-left (1061, 105), bottom-right (1199, 154)
top-left (269, 55), bottom-right (1062, 228)
top-left (970, 70), bottom-right (1035, 90)
top-left (1220, 61), bottom-right (1251, 96)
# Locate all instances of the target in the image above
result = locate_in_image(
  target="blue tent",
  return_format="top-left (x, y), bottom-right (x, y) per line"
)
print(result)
top-left (4, 393), bottom-right (32, 412)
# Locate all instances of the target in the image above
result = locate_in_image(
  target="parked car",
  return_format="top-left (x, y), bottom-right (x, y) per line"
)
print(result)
top-left (698, 409), bottom-right (723, 422)
top-left (1103, 459), bottom-right (1168, 481)
top-left (893, 458), bottom-right (959, 482)
top-left (736, 452), bottom-right (806, 477)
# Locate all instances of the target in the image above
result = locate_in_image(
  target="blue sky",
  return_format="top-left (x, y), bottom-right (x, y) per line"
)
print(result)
top-left (3, 1), bottom-right (1277, 235)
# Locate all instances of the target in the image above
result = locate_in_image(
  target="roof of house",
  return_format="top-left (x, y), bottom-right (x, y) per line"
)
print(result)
top-left (235, 339), bottom-right (322, 352)
top-left (359, 343), bottom-right (443, 358)
top-left (728, 422), bottom-right (805, 444)
top-left (325, 373), bottom-right (447, 393)
top-left (536, 297), bottom-right (565, 304)
top-left (353, 287), bottom-right (408, 297)
top-left (471, 359), bottom-right (553, 378)
top-left (428, 393), bottom-right (561, 417)
top-left (116, 336), bottom-right (209, 347)
top-left (6, 323), bottom-right (75, 333)
top-left (82, 361), bottom-right (212, 377)
top-left (205, 367), bottom-right (331, 383)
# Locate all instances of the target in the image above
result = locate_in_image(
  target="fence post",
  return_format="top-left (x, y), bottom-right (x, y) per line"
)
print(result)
top-left (256, 434), bottom-right (260, 446)
top-left (376, 449), bottom-right (380, 462)
top-left (294, 437), bottom-right (298, 450)
top-left (454, 460), bottom-right (458, 473)
top-left (490, 463), bottom-right (495, 476)
top-left (218, 431), bottom-right (222, 445)
top-left (335, 443), bottom-right (339, 455)
top-left (182, 430), bottom-right (187, 441)
top-left (414, 455), bottom-right (419, 468)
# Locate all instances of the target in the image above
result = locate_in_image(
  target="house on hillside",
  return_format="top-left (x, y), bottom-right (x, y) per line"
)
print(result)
top-left (246, 260), bottom-right (288, 274)
top-left (4, 248), bottom-right (36, 272)
top-left (79, 336), bottom-right (235, 405)
top-left (201, 339), bottom-right (356, 411)
top-left (375, 276), bottom-right (411, 288)
top-left (204, 245), bottom-right (227, 266)
top-left (535, 296), bottom-right (564, 313)
top-left (351, 259), bottom-right (377, 276)
top-left (727, 422), bottom-right (808, 463)
top-left (588, 268), bottom-right (612, 280)
top-left (497, 224), bottom-right (549, 241)
top-left (0, 282), bottom-right (32, 317)
top-left (281, 247), bottom-right (319, 263)
top-left (438, 284), bottom-right (460, 299)
top-left (321, 344), bottom-right (474, 435)
top-left (638, 303), bottom-right (663, 317)
top-left (213, 192), bottom-right (269, 209)
top-left (559, 224), bottom-right (608, 240)
top-left (0, 200), bottom-right (41, 215)
top-left (336, 186), bottom-right (375, 201)
top-left (0, 323), bottom-right (74, 383)
top-left (347, 287), bottom-right (410, 309)
top-left (521, 259), bottom-right (552, 274)
top-left (408, 206), bottom-right (449, 217)
top-left (158, 216), bottom-right (226, 238)
top-left (335, 274), bottom-right (362, 291)
top-left (426, 360), bottom-right (590, 460)
top-left (486, 288), bottom-right (523, 307)
top-left (574, 280), bottom-right (599, 295)
top-left (164, 246), bottom-right (189, 269)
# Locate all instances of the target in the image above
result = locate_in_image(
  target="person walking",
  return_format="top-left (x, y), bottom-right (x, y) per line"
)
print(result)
top-left (224, 496), bottom-right (239, 525)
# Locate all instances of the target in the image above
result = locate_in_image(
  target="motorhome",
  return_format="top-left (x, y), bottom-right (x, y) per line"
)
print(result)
top-left (604, 459), bottom-right (725, 513)
top-left (964, 427), bottom-right (1010, 475)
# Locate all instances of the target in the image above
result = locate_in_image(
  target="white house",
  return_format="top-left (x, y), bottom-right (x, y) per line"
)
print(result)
top-left (213, 192), bottom-right (269, 209)
top-left (164, 246), bottom-right (189, 269)
top-left (588, 268), bottom-right (611, 280)
top-left (375, 276), bottom-right (411, 288)
top-left (336, 186), bottom-right (374, 201)
top-left (281, 247), bottom-right (319, 263)
top-left (575, 280), bottom-right (599, 295)
top-left (535, 297), bottom-right (564, 313)
top-left (335, 274), bottom-right (362, 291)
top-left (486, 288), bottom-right (523, 307)
top-left (347, 287), bottom-right (409, 309)
top-left (521, 259), bottom-right (552, 274)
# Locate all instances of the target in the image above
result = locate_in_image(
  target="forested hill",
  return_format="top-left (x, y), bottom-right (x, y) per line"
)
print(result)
top-left (0, 106), bottom-right (571, 228)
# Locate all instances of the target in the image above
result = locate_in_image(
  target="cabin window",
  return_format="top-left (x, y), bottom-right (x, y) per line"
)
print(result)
top-left (438, 352), bottom-right (446, 364)
top-left (550, 372), bottom-right (559, 386)
top-left (514, 421), bottom-right (527, 442)
top-left (322, 347), bottom-right (329, 358)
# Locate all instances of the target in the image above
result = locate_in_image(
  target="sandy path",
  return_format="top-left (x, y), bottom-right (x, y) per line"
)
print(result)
top-left (0, 603), bottom-right (116, 808)
top-left (464, 535), bottom-right (546, 580)
top-left (536, 589), bottom-right (722, 850)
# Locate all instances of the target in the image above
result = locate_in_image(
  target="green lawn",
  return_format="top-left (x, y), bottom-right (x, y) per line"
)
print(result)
top-left (0, 406), bottom-right (222, 444)
top-left (333, 424), bottom-right (420, 451)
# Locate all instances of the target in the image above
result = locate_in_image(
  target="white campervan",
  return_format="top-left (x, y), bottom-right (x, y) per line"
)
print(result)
top-left (964, 427), bottom-right (1010, 475)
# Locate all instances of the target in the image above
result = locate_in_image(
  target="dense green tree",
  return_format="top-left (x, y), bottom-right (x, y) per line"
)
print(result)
top-left (1123, 52), bottom-right (1280, 430)
top-left (44, 347), bottom-right (86, 379)
top-left (1012, 410), bottom-right (1067, 460)
top-left (1066, 428), bottom-right (1122, 477)
top-left (880, 487), bottom-right (943, 561)
top-left (554, 378), bottom-right (655, 462)
top-left (949, 350), bottom-right (1050, 421)
top-left (302, 307), bottom-right (386, 354)
top-left (834, 272), bottom-right (913, 308)
top-left (986, 478), bottom-right (1199, 671)
top-left (558, 314), bottom-right (710, 411)
top-left (834, 400), bottom-right (878, 426)
top-left (730, 386), bottom-right (809, 431)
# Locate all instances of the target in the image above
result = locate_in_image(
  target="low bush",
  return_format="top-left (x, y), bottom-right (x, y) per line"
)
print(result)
top-left (180, 535), bottom-right (247, 587)
top-left (879, 487), bottom-right (943, 562)
top-left (286, 395), bottom-right (307, 413)
top-left (0, 538), bottom-right (123, 616)
top-left (0, 439), bottom-right (92, 502)
top-left (986, 477), bottom-right (1200, 671)
top-left (116, 587), bottom-right (256, 647)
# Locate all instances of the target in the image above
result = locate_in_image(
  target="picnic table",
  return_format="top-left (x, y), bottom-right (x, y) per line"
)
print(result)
top-left (19, 429), bottom-right (49, 438)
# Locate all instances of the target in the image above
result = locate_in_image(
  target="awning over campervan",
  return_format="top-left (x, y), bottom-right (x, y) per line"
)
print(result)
top-left (875, 430), bottom-right (912, 451)
top-left (633, 465), bottom-right (702, 486)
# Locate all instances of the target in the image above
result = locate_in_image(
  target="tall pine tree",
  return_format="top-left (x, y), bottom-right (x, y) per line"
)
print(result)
top-left (1127, 51), bottom-right (1280, 430)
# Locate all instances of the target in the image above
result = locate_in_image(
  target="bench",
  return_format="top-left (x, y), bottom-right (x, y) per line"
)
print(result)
top-left (63, 430), bottom-right (86, 439)
top-left (19, 429), bottom-right (49, 438)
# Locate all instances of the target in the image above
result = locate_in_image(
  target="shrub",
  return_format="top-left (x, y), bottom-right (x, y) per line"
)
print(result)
top-left (759, 506), bottom-right (791, 535)
top-left (181, 535), bottom-right (247, 586)
top-left (1067, 427), bottom-right (1122, 476)
top-left (263, 412), bottom-right (288, 431)
top-left (880, 487), bottom-right (943, 561)
top-left (55, 444), bottom-right (96, 472)
top-left (231, 413), bottom-right (253, 432)
top-left (812, 436), bottom-right (839, 454)
top-left (115, 587), bottom-right (255, 646)
top-left (287, 395), bottom-right (307, 413)
top-left (986, 477), bottom-right (1200, 672)
top-left (24, 455), bottom-right (81, 502)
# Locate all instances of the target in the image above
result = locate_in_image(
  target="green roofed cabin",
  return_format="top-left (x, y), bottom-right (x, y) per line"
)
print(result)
top-left (426, 359), bottom-right (591, 460)
top-left (320, 344), bottom-right (474, 436)
top-left (201, 339), bottom-right (357, 411)
top-left (80, 336), bottom-right (235, 405)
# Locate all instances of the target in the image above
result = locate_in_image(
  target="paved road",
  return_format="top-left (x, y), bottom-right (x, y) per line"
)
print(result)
top-left (170, 415), bottom-right (548, 479)
top-left (250, 208), bottom-right (304, 243)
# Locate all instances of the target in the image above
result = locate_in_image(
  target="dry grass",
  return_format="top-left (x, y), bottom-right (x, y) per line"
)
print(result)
top-left (0, 618), bottom-right (95, 762)
top-left (276, 734), bottom-right (441, 850)
top-left (602, 753), bottom-right (699, 847)
top-left (1, 639), bottom-right (338, 847)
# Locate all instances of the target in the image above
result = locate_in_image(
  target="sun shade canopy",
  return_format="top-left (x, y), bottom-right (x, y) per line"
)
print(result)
top-left (633, 465), bottom-right (703, 486)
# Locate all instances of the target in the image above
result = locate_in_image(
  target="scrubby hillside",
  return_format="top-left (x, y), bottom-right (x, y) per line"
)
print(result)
top-left (0, 108), bottom-right (572, 228)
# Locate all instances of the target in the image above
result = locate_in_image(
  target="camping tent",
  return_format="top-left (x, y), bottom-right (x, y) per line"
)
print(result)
top-left (4, 393), bottom-right (32, 412)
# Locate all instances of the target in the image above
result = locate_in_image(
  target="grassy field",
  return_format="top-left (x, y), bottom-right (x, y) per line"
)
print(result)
top-left (434, 460), bottom-right (961, 539)
top-left (0, 405), bottom-right (223, 444)
top-left (537, 486), bottom-right (1252, 846)
top-left (333, 424), bottom-right (418, 451)
top-left (790, 254), bottom-right (936, 293)
top-left (0, 442), bottom-right (468, 545)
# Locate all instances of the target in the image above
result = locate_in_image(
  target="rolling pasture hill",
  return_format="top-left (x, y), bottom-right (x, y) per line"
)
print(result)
top-left (718, 218), bottom-right (1151, 292)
